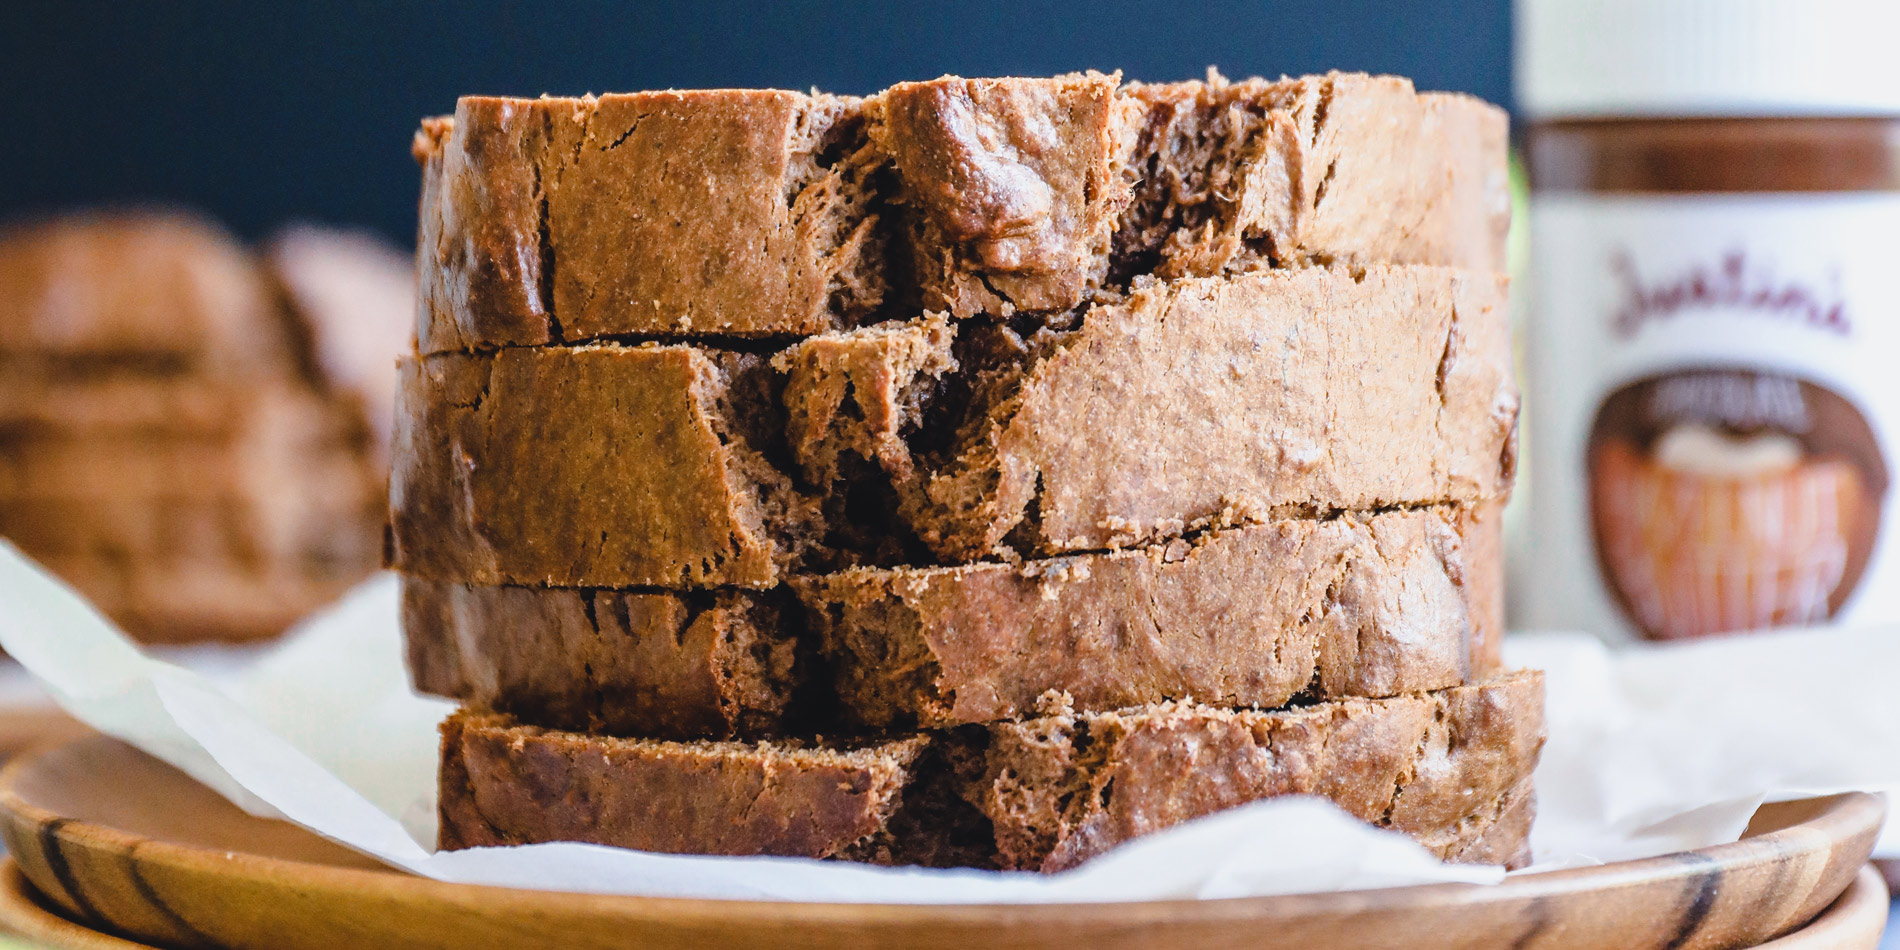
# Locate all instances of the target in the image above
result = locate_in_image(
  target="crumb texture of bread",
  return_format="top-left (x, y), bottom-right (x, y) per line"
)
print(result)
top-left (1116, 74), bottom-right (1508, 283)
top-left (881, 265), bottom-right (1518, 560)
top-left (773, 314), bottom-right (958, 485)
top-left (872, 71), bottom-right (1139, 318)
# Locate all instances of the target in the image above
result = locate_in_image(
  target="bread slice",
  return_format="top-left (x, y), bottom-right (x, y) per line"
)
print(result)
top-left (412, 72), bottom-right (1505, 352)
top-left (0, 377), bottom-right (332, 437)
top-left (390, 264), bottom-right (1514, 586)
top-left (435, 671), bottom-right (1542, 869)
top-left (0, 388), bottom-right (369, 500)
top-left (413, 90), bottom-right (886, 353)
top-left (0, 382), bottom-right (382, 566)
top-left (0, 212), bottom-right (302, 377)
top-left (0, 485), bottom-right (375, 568)
top-left (402, 503), bottom-right (1501, 737)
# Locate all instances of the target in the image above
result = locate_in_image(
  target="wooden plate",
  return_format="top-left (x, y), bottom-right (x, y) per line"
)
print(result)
top-left (0, 866), bottom-right (1883, 950)
top-left (0, 861), bottom-right (163, 949)
top-left (1749, 866), bottom-right (1887, 950)
top-left (0, 734), bottom-right (1880, 950)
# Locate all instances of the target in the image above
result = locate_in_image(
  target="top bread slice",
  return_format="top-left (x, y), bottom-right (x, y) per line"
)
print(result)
top-left (412, 71), bottom-right (1507, 351)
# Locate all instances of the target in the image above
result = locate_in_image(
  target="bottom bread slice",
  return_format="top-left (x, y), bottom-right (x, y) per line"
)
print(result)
top-left (438, 670), bottom-right (1542, 870)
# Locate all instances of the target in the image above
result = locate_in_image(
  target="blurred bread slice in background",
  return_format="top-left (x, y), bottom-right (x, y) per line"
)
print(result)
top-left (0, 210), bottom-right (408, 644)
top-left (266, 224), bottom-right (415, 457)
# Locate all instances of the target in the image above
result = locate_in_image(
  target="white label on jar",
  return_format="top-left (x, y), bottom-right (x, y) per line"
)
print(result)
top-left (1523, 193), bottom-right (1900, 642)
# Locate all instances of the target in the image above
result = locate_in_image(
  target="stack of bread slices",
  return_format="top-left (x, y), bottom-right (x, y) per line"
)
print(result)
top-left (397, 70), bottom-right (1544, 872)
top-left (0, 212), bottom-right (387, 643)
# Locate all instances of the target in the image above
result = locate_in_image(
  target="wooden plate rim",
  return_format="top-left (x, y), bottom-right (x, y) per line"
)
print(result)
top-left (1752, 864), bottom-right (1888, 949)
top-left (0, 864), bottom-right (1884, 950)
top-left (0, 734), bottom-right (1883, 928)
top-left (0, 859), bottom-right (163, 949)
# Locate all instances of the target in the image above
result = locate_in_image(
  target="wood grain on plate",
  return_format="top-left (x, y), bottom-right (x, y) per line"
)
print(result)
top-left (0, 734), bottom-right (1881, 950)
top-left (1748, 866), bottom-right (1886, 950)
top-left (0, 860), bottom-right (163, 949)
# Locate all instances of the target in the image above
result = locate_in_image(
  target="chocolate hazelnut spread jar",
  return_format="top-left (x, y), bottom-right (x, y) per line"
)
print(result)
top-left (1516, 0), bottom-right (1900, 641)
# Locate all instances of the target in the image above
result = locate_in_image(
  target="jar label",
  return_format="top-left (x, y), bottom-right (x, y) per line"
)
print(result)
top-left (1524, 193), bottom-right (1900, 640)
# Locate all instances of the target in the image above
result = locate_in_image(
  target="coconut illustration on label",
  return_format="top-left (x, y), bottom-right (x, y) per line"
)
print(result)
top-left (1587, 369), bottom-right (1888, 640)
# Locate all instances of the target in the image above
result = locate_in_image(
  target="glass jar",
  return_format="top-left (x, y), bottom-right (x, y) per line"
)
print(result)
top-left (1515, 0), bottom-right (1900, 641)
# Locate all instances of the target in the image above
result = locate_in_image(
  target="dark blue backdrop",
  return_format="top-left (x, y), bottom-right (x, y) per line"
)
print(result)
top-left (0, 0), bottom-right (1512, 245)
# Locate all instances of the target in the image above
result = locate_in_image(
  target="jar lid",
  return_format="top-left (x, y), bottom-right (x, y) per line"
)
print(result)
top-left (1516, 0), bottom-right (1900, 118)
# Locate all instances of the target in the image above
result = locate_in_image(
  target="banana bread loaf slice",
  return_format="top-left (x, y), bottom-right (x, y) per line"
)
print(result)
top-left (394, 265), bottom-right (1513, 587)
top-left (0, 212), bottom-right (304, 378)
top-left (435, 671), bottom-right (1541, 868)
top-left (413, 90), bottom-right (886, 352)
top-left (39, 554), bottom-right (371, 645)
top-left (782, 264), bottom-right (1516, 561)
top-left (414, 72), bottom-right (1505, 351)
top-left (401, 503), bottom-right (1499, 738)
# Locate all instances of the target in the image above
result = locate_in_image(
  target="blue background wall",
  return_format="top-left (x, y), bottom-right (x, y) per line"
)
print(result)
top-left (0, 0), bottom-right (1513, 244)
